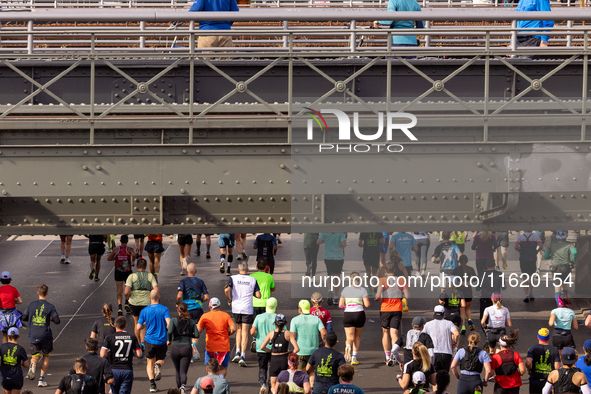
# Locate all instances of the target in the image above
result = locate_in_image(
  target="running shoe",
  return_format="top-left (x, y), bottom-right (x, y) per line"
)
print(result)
top-left (241, 251), bottom-right (248, 260)
top-left (153, 362), bottom-right (162, 381)
top-left (149, 383), bottom-right (157, 393)
top-left (206, 252), bottom-right (211, 259)
top-left (236, 254), bottom-right (242, 261)
top-left (232, 353), bottom-right (241, 363)
top-left (529, 293), bottom-right (535, 301)
top-left (196, 249), bottom-right (201, 256)
top-left (386, 358), bottom-right (395, 367)
top-left (60, 254), bottom-right (65, 263)
top-left (523, 295), bottom-right (530, 303)
top-left (89, 269), bottom-right (95, 280)
top-left (192, 343), bottom-right (200, 361)
top-left (180, 269), bottom-right (187, 276)
top-left (260, 384), bottom-right (267, 394)
top-left (117, 309), bottom-right (123, 316)
top-left (536, 267), bottom-right (541, 275)
top-left (333, 297), bottom-right (339, 306)
top-left (351, 357), bottom-right (359, 365)
top-left (226, 268), bottom-right (232, 276)
top-left (402, 299), bottom-right (409, 313)
top-left (125, 302), bottom-right (131, 313)
top-left (38, 380), bottom-right (47, 388)
top-left (250, 340), bottom-right (257, 353)
top-left (94, 277), bottom-right (99, 282)
top-left (502, 257), bottom-right (507, 270)
top-left (180, 386), bottom-right (186, 394)
top-left (239, 356), bottom-right (247, 367)
top-left (181, 258), bottom-right (188, 270)
top-left (277, 236), bottom-right (282, 244)
top-left (468, 320), bottom-right (475, 331)
top-left (64, 257), bottom-right (70, 264)
top-left (219, 260), bottom-right (225, 274)
top-left (345, 345), bottom-right (351, 362)
top-left (27, 363), bottom-right (36, 380)
top-left (495, 266), bottom-right (500, 271)
top-left (327, 291), bottom-right (334, 306)
top-left (139, 342), bottom-right (145, 359)
top-left (461, 326), bottom-right (466, 335)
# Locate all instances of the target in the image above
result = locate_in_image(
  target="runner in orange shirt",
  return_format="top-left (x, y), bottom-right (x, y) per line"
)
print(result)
top-left (197, 298), bottom-right (237, 378)
top-left (375, 262), bottom-right (409, 366)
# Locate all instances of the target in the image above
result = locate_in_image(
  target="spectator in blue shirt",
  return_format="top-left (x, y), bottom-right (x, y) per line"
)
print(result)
top-left (516, 0), bottom-right (553, 48)
top-left (189, 0), bottom-right (239, 49)
top-left (328, 364), bottom-right (365, 394)
top-left (374, 0), bottom-right (423, 47)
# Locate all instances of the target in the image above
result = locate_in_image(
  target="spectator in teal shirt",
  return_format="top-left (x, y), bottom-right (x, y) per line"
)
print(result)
top-left (374, 0), bottom-right (423, 46)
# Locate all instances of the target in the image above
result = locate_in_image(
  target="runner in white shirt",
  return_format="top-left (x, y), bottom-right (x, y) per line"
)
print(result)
top-left (481, 293), bottom-right (512, 355)
top-left (339, 272), bottom-right (371, 365)
top-left (423, 305), bottom-right (460, 373)
top-left (224, 261), bottom-right (261, 367)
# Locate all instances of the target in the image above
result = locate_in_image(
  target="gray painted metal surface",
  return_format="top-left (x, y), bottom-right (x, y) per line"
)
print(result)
top-left (0, 10), bottom-right (590, 234)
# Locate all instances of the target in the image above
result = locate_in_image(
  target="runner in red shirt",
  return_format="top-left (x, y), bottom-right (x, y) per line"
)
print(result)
top-left (0, 271), bottom-right (23, 344)
top-left (310, 292), bottom-right (333, 346)
top-left (108, 235), bottom-right (136, 316)
top-left (490, 330), bottom-right (525, 394)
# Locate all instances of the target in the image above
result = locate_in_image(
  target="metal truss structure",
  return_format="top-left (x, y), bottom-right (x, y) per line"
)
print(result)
top-left (0, 8), bottom-right (591, 234)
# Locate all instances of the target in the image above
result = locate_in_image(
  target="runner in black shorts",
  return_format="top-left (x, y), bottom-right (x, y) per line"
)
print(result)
top-left (177, 234), bottom-right (193, 276)
top-left (195, 234), bottom-right (213, 258)
top-left (233, 314), bottom-right (254, 325)
top-left (108, 235), bottom-right (136, 316)
top-left (86, 234), bottom-right (106, 282)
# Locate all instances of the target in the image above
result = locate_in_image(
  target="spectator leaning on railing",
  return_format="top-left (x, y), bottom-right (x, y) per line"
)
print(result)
top-left (515, 0), bottom-right (554, 48)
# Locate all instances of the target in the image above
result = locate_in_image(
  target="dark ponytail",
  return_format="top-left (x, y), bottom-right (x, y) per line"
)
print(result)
top-left (410, 383), bottom-right (424, 394)
top-left (435, 370), bottom-right (450, 394)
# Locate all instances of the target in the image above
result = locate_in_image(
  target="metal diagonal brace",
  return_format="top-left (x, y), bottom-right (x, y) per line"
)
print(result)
top-left (0, 59), bottom-right (86, 119)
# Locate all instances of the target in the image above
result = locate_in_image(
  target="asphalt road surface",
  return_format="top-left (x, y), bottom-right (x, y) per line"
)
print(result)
top-left (1, 232), bottom-right (590, 394)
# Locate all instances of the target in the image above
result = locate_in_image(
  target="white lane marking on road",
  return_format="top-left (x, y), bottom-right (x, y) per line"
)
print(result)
top-left (161, 245), bottom-right (170, 258)
top-left (35, 236), bottom-right (57, 258)
top-left (54, 266), bottom-right (115, 343)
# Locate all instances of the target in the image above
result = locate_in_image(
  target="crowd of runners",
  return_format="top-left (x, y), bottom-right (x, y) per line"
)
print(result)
top-left (0, 230), bottom-right (589, 394)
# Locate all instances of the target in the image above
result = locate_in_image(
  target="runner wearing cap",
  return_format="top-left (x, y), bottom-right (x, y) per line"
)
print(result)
top-left (481, 293), bottom-right (512, 355)
top-left (422, 305), bottom-right (459, 373)
top-left (526, 328), bottom-right (560, 394)
top-left (0, 327), bottom-right (29, 394)
top-left (192, 358), bottom-right (230, 394)
top-left (575, 340), bottom-right (591, 384)
top-left (339, 272), bottom-right (370, 365)
top-left (397, 343), bottom-right (436, 392)
top-left (0, 271), bottom-right (23, 344)
top-left (544, 231), bottom-right (577, 306)
top-left (260, 313), bottom-right (300, 392)
top-left (490, 330), bottom-right (525, 394)
top-left (450, 333), bottom-right (493, 394)
top-left (197, 298), bottom-right (237, 378)
top-left (290, 300), bottom-right (326, 379)
top-left (549, 295), bottom-right (578, 353)
top-left (224, 261), bottom-right (261, 367)
top-left (544, 347), bottom-right (590, 394)
top-left (375, 262), bottom-right (410, 365)
top-left (328, 364), bottom-right (364, 394)
top-left (251, 297), bottom-right (278, 394)
top-left (199, 376), bottom-right (215, 394)
top-left (392, 316), bottom-right (434, 366)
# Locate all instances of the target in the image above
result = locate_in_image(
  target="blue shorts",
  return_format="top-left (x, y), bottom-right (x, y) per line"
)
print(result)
top-left (205, 350), bottom-right (230, 368)
top-left (112, 369), bottom-right (134, 394)
top-left (218, 234), bottom-right (235, 249)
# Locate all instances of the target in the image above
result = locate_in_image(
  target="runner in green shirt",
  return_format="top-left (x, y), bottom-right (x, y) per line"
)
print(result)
top-left (250, 297), bottom-right (278, 394)
top-left (290, 300), bottom-right (327, 372)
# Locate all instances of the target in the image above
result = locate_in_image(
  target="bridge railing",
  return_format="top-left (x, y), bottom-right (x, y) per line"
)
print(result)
top-left (0, 0), bottom-right (583, 8)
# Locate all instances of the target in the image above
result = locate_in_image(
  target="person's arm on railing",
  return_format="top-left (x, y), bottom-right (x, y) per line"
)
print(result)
top-left (538, 0), bottom-right (553, 46)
